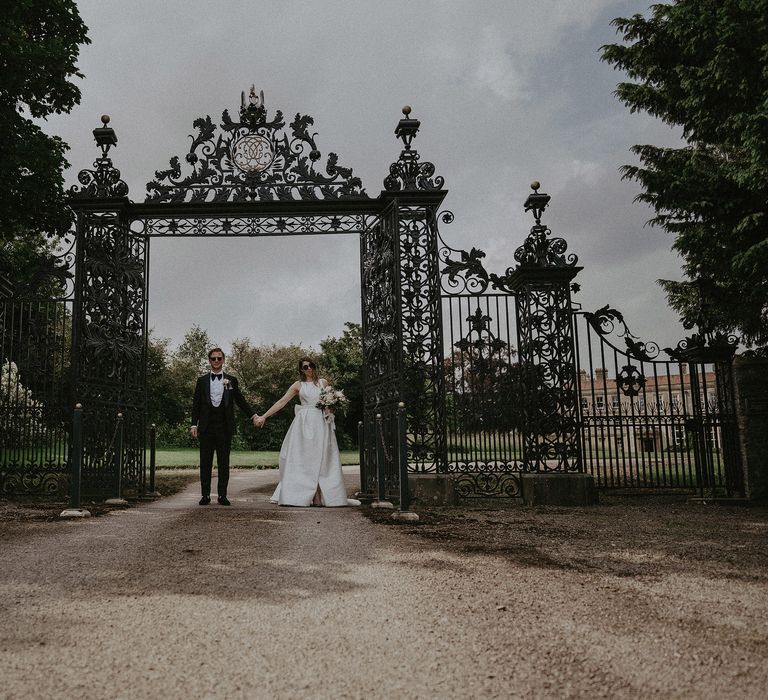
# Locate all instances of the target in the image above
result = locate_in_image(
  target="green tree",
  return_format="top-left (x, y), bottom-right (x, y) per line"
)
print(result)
top-left (146, 332), bottom-right (186, 435)
top-left (150, 325), bottom-right (363, 450)
top-left (601, 1), bottom-right (768, 349)
top-left (228, 339), bottom-right (312, 450)
top-left (319, 322), bottom-right (363, 446)
top-left (154, 325), bottom-right (212, 447)
top-left (1, 0), bottom-right (90, 245)
top-left (0, 234), bottom-right (71, 299)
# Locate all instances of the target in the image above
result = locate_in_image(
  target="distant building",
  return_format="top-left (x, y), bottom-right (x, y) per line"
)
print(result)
top-left (577, 366), bottom-right (721, 454)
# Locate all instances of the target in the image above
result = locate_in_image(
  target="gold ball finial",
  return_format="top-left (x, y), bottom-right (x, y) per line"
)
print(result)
top-left (531, 180), bottom-right (540, 191)
top-left (402, 105), bottom-right (412, 116)
top-left (101, 114), bottom-right (110, 125)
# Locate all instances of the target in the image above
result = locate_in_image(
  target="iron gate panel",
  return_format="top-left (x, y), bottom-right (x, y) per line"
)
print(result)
top-left (399, 204), bottom-right (446, 474)
top-left (360, 201), bottom-right (400, 499)
top-left (71, 210), bottom-right (148, 495)
top-left (0, 298), bottom-right (73, 495)
top-left (437, 186), bottom-right (586, 497)
top-left (574, 307), bottom-right (743, 494)
top-left (442, 293), bottom-right (524, 498)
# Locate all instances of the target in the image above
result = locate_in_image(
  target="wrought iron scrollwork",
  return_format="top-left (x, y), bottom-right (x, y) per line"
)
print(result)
top-left (76, 213), bottom-right (146, 381)
top-left (665, 331), bottom-right (739, 363)
top-left (361, 204), bottom-right (399, 380)
top-left (437, 210), bottom-right (493, 294)
top-left (441, 246), bottom-right (491, 294)
top-left (454, 473), bottom-right (521, 498)
top-left (72, 210), bottom-right (147, 493)
top-left (399, 206), bottom-right (446, 471)
top-left (454, 307), bottom-right (507, 357)
top-left (583, 304), bottom-right (661, 361)
top-left (133, 214), bottom-right (372, 237)
top-left (145, 88), bottom-right (367, 203)
top-left (383, 106), bottom-right (444, 192)
top-left (517, 287), bottom-right (581, 471)
top-left (69, 116), bottom-right (129, 199)
top-left (664, 279), bottom-right (740, 362)
top-left (512, 183), bottom-right (578, 269)
top-left (616, 364), bottom-right (645, 397)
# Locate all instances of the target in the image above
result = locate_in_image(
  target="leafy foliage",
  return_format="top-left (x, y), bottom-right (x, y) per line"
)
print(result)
top-left (318, 322), bottom-right (363, 446)
top-left (0, 0), bottom-right (90, 243)
top-left (0, 360), bottom-right (42, 449)
top-left (601, 0), bottom-right (768, 347)
top-left (146, 326), bottom-right (211, 448)
top-left (147, 324), bottom-right (363, 450)
top-left (443, 349), bottom-right (524, 433)
top-left (228, 339), bottom-right (312, 450)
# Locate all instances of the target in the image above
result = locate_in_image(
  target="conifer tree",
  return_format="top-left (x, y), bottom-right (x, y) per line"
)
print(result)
top-left (601, 0), bottom-right (768, 349)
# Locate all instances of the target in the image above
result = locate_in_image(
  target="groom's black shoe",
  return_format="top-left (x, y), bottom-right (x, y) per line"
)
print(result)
top-left (199, 496), bottom-right (211, 506)
top-left (218, 496), bottom-right (231, 506)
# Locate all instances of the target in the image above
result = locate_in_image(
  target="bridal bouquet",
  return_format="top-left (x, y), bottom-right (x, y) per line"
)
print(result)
top-left (316, 385), bottom-right (349, 413)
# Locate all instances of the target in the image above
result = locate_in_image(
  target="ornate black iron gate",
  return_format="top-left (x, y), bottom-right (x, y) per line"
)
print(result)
top-left (0, 243), bottom-right (75, 495)
top-left (574, 305), bottom-right (743, 495)
top-left (0, 90), bottom-right (746, 501)
top-left (21, 94), bottom-right (444, 499)
top-left (435, 187), bottom-right (743, 498)
top-left (436, 185), bottom-right (583, 498)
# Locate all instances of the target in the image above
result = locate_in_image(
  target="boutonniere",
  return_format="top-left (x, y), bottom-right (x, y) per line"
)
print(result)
top-left (222, 378), bottom-right (231, 390)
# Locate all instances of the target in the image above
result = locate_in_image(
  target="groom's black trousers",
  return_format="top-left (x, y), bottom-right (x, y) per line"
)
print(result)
top-left (199, 406), bottom-right (231, 498)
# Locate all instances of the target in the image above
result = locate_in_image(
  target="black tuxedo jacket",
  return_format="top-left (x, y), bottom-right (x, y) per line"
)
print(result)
top-left (192, 373), bottom-right (254, 435)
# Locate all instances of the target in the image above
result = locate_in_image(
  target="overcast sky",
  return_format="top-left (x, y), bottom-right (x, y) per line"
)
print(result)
top-left (43, 0), bottom-right (688, 354)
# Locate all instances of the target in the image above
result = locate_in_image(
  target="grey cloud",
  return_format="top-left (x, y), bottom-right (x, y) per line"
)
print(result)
top-left (45, 0), bottom-right (685, 352)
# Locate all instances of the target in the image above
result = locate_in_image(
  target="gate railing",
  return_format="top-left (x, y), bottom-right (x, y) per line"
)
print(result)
top-left (574, 307), bottom-right (743, 495)
top-left (1, 298), bottom-right (74, 496)
top-left (442, 292), bottom-right (524, 497)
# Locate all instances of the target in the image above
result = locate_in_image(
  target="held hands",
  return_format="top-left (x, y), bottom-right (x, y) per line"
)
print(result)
top-left (254, 415), bottom-right (266, 429)
top-left (190, 425), bottom-right (198, 439)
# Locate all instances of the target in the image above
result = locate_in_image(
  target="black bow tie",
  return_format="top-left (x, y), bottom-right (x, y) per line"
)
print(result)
top-left (211, 374), bottom-right (222, 381)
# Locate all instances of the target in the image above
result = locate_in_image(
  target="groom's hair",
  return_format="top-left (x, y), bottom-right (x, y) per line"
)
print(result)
top-left (208, 347), bottom-right (225, 360)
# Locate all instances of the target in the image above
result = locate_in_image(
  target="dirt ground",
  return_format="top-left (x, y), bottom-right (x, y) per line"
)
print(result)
top-left (364, 493), bottom-right (768, 583)
top-left (1, 471), bottom-right (767, 699)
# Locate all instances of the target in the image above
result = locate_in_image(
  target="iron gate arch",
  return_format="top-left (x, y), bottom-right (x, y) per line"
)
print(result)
top-left (1, 91), bottom-right (745, 500)
top-left (1, 94), bottom-right (451, 498)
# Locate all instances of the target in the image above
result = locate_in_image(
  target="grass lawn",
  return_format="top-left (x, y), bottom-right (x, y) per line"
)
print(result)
top-left (151, 448), bottom-right (360, 468)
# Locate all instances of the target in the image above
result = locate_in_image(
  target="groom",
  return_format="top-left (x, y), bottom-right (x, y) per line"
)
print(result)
top-left (191, 348), bottom-right (259, 506)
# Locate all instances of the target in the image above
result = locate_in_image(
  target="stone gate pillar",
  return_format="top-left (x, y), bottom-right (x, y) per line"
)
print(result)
top-left (496, 183), bottom-right (595, 505)
top-left (68, 117), bottom-right (147, 495)
top-left (733, 355), bottom-right (768, 502)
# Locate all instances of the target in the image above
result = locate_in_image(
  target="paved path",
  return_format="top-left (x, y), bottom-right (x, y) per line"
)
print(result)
top-left (1, 469), bottom-right (766, 699)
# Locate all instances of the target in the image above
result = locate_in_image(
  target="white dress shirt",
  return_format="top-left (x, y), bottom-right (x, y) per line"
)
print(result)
top-left (210, 373), bottom-right (225, 407)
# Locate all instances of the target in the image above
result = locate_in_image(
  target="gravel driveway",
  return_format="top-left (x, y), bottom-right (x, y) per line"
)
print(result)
top-left (1, 468), bottom-right (766, 699)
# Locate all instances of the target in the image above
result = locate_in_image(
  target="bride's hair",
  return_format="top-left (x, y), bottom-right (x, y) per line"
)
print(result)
top-left (298, 356), bottom-right (318, 383)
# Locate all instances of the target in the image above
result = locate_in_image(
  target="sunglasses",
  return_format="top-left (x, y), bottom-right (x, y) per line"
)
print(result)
top-left (301, 364), bottom-right (314, 370)
top-left (210, 356), bottom-right (224, 361)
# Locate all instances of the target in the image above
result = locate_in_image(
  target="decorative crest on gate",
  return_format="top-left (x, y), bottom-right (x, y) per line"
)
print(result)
top-left (69, 115), bottom-right (129, 199)
top-left (583, 304), bottom-right (661, 361)
top-left (384, 106), bottom-right (445, 192)
top-left (514, 182), bottom-right (579, 268)
top-left (145, 88), bottom-right (367, 203)
top-left (664, 278), bottom-right (739, 362)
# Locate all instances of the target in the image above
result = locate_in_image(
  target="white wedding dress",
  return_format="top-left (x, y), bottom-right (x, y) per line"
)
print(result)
top-left (269, 381), bottom-right (349, 507)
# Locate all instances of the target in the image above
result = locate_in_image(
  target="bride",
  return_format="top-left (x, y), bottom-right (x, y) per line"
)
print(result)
top-left (257, 357), bottom-right (349, 507)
